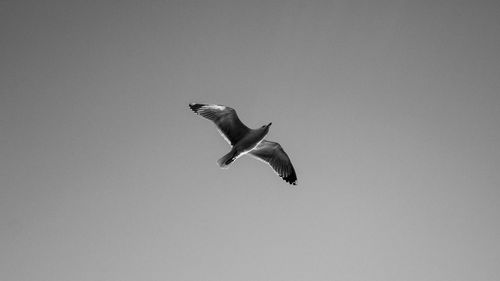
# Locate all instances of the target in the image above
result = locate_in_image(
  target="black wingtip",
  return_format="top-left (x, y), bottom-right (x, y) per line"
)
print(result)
top-left (283, 173), bottom-right (298, 186)
top-left (189, 103), bottom-right (204, 113)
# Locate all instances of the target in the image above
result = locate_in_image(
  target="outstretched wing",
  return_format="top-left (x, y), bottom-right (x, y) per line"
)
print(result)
top-left (189, 103), bottom-right (250, 146)
top-left (249, 140), bottom-right (297, 185)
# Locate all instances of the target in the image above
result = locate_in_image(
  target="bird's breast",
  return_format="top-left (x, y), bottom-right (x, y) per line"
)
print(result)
top-left (234, 129), bottom-right (268, 152)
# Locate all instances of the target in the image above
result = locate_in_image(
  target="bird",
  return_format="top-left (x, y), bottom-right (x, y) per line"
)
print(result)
top-left (189, 103), bottom-right (297, 185)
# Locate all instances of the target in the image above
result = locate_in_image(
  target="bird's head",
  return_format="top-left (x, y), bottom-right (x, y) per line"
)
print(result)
top-left (260, 122), bottom-right (272, 133)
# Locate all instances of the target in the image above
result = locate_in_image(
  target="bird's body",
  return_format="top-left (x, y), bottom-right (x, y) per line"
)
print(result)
top-left (189, 103), bottom-right (297, 185)
top-left (218, 126), bottom-right (270, 168)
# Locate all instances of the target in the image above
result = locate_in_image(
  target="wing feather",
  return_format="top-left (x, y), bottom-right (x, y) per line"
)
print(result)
top-left (249, 140), bottom-right (297, 185)
top-left (189, 103), bottom-right (250, 145)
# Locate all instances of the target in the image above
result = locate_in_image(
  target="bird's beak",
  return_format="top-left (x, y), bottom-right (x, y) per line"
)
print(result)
top-left (268, 122), bottom-right (272, 127)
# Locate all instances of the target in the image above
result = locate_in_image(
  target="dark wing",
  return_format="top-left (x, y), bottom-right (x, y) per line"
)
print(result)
top-left (249, 140), bottom-right (297, 185)
top-left (189, 103), bottom-right (250, 146)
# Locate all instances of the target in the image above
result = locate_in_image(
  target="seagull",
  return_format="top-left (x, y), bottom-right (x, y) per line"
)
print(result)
top-left (189, 103), bottom-right (297, 185)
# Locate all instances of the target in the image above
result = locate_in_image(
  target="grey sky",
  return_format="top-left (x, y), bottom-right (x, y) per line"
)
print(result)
top-left (1, 1), bottom-right (499, 280)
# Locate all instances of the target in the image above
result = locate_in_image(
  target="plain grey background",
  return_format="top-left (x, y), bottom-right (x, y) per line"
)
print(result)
top-left (1, 1), bottom-right (499, 280)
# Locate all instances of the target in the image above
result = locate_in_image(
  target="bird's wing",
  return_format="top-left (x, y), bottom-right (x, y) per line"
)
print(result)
top-left (189, 103), bottom-right (250, 145)
top-left (249, 140), bottom-right (297, 185)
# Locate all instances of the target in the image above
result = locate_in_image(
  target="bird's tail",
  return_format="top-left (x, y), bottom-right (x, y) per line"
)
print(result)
top-left (217, 150), bottom-right (238, 169)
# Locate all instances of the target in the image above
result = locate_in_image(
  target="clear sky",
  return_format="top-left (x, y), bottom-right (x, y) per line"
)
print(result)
top-left (1, 1), bottom-right (499, 280)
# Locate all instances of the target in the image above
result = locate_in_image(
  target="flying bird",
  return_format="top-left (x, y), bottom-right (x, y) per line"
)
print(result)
top-left (189, 103), bottom-right (297, 185)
